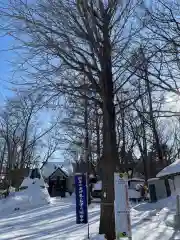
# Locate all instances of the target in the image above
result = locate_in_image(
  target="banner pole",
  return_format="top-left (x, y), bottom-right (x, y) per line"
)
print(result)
top-left (88, 222), bottom-right (90, 239)
top-left (86, 172), bottom-right (90, 239)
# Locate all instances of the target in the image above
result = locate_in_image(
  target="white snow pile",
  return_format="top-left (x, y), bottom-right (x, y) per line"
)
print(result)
top-left (0, 177), bottom-right (51, 214)
top-left (134, 194), bottom-right (177, 212)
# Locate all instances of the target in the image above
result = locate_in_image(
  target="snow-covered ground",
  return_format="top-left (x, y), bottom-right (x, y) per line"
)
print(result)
top-left (0, 193), bottom-right (180, 239)
top-left (0, 196), bottom-right (100, 240)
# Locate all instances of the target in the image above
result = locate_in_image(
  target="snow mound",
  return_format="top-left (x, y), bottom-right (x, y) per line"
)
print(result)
top-left (0, 178), bottom-right (51, 215)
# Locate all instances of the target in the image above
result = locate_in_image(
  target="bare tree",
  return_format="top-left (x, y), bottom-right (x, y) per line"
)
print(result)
top-left (0, 92), bottom-right (61, 187)
top-left (0, 1), bottom-right (142, 238)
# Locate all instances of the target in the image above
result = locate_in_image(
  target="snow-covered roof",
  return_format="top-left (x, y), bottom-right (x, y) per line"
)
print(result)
top-left (156, 159), bottom-right (180, 178)
top-left (41, 162), bottom-right (73, 178)
top-left (148, 178), bottom-right (160, 182)
top-left (128, 178), bottom-right (145, 182)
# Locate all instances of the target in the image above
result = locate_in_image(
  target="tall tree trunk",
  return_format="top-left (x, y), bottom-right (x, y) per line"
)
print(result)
top-left (84, 95), bottom-right (91, 204)
top-left (99, 18), bottom-right (119, 239)
top-left (0, 142), bottom-right (6, 174)
top-left (141, 118), bottom-right (148, 182)
top-left (20, 114), bottom-right (32, 168)
top-left (99, 99), bottom-right (119, 239)
top-left (121, 103), bottom-right (126, 169)
top-left (95, 102), bottom-right (101, 163)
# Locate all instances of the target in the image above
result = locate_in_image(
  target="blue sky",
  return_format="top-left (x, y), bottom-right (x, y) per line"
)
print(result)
top-left (0, 34), bottom-right (14, 103)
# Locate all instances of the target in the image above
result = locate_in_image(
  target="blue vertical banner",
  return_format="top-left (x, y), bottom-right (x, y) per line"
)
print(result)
top-left (75, 173), bottom-right (88, 224)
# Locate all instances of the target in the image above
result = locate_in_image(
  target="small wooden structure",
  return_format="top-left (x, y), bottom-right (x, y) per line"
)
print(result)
top-left (41, 162), bottom-right (74, 197)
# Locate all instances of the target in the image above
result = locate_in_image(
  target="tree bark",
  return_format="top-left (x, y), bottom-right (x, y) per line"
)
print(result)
top-left (84, 95), bottom-right (91, 205)
top-left (99, 17), bottom-right (119, 239)
top-left (121, 103), bottom-right (126, 169)
top-left (99, 101), bottom-right (119, 240)
top-left (95, 102), bottom-right (101, 163)
top-left (145, 73), bottom-right (163, 163)
top-left (141, 118), bottom-right (148, 181)
top-left (0, 142), bottom-right (6, 174)
top-left (20, 114), bottom-right (31, 168)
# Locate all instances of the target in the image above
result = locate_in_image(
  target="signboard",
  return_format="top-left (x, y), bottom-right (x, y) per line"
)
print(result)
top-left (114, 173), bottom-right (132, 239)
top-left (75, 173), bottom-right (88, 224)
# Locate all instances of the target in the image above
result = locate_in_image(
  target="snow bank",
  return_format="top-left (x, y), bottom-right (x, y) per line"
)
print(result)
top-left (0, 177), bottom-right (51, 215)
top-left (132, 194), bottom-right (177, 225)
top-left (156, 195), bottom-right (178, 228)
top-left (134, 195), bottom-right (176, 212)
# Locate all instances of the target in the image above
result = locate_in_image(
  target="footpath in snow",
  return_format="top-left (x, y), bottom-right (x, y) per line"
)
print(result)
top-left (0, 193), bottom-right (180, 239)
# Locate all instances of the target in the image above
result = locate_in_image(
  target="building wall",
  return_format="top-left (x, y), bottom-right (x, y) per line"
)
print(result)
top-left (148, 179), bottom-right (167, 200)
top-left (156, 179), bottom-right (168, 199)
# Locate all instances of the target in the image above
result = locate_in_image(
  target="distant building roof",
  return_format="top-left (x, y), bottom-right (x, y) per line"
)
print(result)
top-left (41, 162), bottom-right (73, 178)
top-left (49, 167), bottom-right (68, 179)
top-left (157, 159), bottom-right (180, 178)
